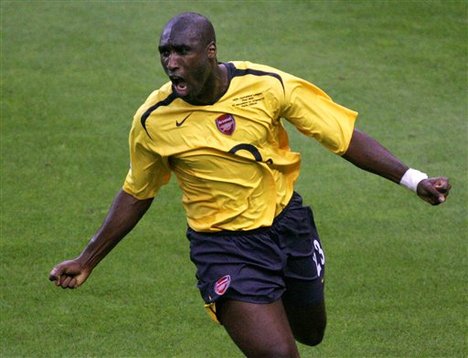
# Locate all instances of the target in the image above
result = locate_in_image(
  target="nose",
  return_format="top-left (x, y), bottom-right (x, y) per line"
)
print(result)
top-left (165, 52), bottom-right (179, 72)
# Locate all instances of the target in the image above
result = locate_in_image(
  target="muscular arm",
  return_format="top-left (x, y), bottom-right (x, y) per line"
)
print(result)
top-left (78, 189), bottom-right (153, 268)
top-left (342, 129), bottom-right (450, 205)
top-left (341, 129), bottom-right (408, 183)
top-left (49, 189), bottom-right (153, 288)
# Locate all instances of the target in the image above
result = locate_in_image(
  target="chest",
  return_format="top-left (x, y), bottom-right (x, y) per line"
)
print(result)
top-left (145, 89), bottom-right (282, 157)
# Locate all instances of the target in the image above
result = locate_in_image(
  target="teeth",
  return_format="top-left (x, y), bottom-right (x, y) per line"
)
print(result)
top-left (170, 76), bottom-right (187, 93)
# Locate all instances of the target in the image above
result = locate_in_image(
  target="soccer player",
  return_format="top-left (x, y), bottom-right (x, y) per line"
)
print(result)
top-left (49, 12), bottom-right (451, 357)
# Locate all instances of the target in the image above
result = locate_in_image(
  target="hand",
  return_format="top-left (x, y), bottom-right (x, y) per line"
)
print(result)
top-left (417, 177), bottom-right (451, 205)
top-left (49, 259), bottom-right (91, 289)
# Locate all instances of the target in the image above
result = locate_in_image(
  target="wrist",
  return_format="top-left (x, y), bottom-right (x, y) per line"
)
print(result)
top-left (399, 168), bottom-right (428, 192)
top-left (76, 250), bottom-right (99, 271)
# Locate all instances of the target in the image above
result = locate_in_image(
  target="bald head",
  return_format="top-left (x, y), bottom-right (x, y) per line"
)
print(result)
top-left (161, 12), bottom-right (216, 47)
top-left (158, 12), bottom-right (224, 104)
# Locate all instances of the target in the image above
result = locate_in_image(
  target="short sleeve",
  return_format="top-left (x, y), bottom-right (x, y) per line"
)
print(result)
top-left (122, 120), bottom-right (171, 199)
top-left (281, 76), bottom-right (358, 155)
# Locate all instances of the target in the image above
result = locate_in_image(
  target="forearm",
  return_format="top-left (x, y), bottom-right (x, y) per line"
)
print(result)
top-left (341, 129), bottom-right (408, 184)
top-left (77, 189), bottom-right (153, 270)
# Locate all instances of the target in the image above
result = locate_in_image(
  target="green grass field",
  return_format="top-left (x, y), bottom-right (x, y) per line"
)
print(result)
top-left (1, 1), bottom-right (466, 357)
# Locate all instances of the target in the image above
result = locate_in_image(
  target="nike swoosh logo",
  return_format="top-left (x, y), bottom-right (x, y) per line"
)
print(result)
top-left (176, 113), bottom-right (192, 127)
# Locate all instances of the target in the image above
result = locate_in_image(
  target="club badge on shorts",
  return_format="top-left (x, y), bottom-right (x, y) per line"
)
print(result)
top-left (215, 114), bottom-right (236, 135)
top-left (214, 274), bottom-right (231, 296)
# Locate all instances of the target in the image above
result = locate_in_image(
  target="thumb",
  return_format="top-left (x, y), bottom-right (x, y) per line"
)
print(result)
top-left (49, 265), bottom-right (65, 285)
top-left (418, 179), bottom-right (446, 205)
top-left (431, 178), bottom-right (451, 203)
top-left (49, 260), bottom-right (86, 287)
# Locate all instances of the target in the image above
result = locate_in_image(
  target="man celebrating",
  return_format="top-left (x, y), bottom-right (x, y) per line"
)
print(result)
top-left (49, 12), bottom-right (451, 357)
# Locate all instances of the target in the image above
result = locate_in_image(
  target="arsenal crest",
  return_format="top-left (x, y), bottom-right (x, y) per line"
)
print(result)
top-left (214, 275), bottom-right (231, 296)
top-left (215, 114), bottom-right (236, 135)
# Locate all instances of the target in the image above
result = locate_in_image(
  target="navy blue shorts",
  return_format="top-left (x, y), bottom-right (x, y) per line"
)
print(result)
top-left (187, 192), bottom-right (325, 307)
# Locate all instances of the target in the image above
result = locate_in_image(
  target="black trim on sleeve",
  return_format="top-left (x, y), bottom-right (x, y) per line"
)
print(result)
top-left (140, 91), bottom-right (178, 138)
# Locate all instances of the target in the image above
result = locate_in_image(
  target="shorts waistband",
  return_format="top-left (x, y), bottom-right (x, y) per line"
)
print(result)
top-left (187, 192), bottom-right (302, 238)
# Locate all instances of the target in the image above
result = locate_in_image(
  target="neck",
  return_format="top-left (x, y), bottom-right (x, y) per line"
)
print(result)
top-left (187, 63), bottom-right (228, 105)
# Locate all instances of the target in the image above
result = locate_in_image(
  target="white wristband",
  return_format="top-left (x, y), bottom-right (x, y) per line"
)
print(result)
top-left (399, 168), bottom-right (428, 192)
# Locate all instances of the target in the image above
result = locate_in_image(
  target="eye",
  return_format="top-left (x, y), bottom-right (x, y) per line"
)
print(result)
top-left (158, 46), bottom-right (170, 58)
top-left (177, 46), bottom-right (190, 55)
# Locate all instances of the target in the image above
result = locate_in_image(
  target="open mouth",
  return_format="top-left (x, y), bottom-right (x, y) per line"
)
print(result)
top-left (170, 76), bottom-right (188, 95)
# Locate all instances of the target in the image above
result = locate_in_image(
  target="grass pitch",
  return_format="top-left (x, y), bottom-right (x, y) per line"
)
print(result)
top-left (1, 1), bottom-right (466, 357)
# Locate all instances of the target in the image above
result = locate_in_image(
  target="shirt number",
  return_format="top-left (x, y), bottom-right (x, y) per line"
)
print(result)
top-left (312, 239), bottom-right (325, 278)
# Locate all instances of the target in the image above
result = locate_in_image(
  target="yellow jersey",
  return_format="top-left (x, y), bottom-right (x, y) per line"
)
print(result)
top-left (123, 61), bottom-right (357, 232)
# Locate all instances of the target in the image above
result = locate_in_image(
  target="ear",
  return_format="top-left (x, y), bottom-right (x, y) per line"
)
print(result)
top-left (207, 41), bottom-right (216, 59)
